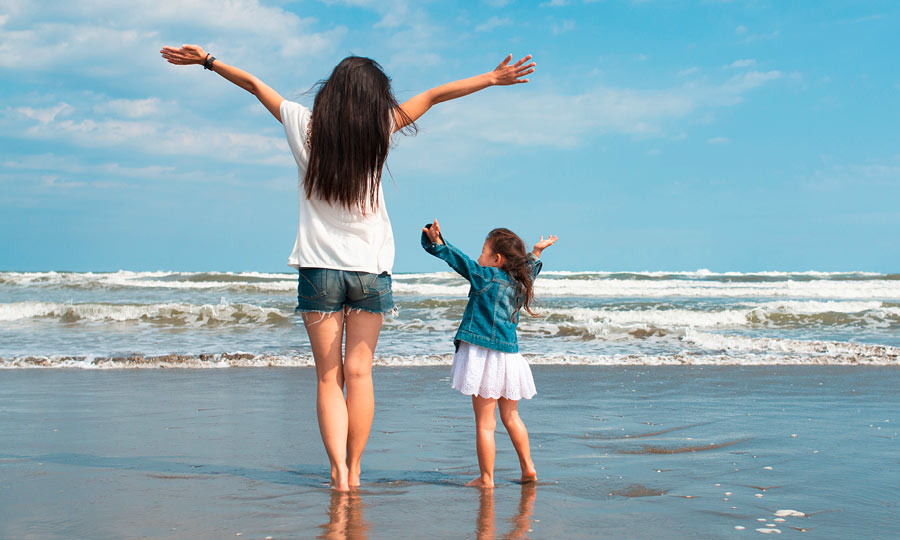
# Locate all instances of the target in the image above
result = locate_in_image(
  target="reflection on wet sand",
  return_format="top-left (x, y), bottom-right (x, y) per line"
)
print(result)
top-left (319, 491), bottom-right (369, 540)
top-left (474, 483), bottom-right (537, 540)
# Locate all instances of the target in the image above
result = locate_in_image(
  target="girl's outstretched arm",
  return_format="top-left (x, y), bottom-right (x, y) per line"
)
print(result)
top-left (160, 44), bottom-right (285, 123)
top-left (531, 235), bottom-right (558, 259)
top-left (395, 54), bottom-right (535, 131)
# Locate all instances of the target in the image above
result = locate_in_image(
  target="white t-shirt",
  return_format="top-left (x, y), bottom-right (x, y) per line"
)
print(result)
top-left (280, 100), bottom-right (395, 274)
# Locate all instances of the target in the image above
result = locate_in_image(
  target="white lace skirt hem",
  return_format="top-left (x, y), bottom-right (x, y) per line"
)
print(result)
top-left (450, 342), bottom-right (536, 401)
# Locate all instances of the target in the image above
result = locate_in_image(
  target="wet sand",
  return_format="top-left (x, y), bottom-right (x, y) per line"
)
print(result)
top-left (1, 366), bottom-right (898, 539)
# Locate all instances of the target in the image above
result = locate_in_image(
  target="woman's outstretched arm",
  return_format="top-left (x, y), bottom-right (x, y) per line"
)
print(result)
top-left (160, 44), bottom-right (285, 123)
top-left (394, 54), bottom-right (535, 131)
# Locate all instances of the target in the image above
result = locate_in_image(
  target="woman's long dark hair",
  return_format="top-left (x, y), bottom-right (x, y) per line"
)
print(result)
top-left (305, 56), bottom-right (416, 212)
top-left (486, 228), bottom-right (537, 319)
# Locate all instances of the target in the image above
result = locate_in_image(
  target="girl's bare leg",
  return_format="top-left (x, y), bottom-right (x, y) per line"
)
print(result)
top-left (343, 309), bottom-right (382, 488)
top-left (303, 311), bottom-right (350, 492)
top-left (467, 395), bottom-right (497, 488)
top-left (498, 398), bottom-right (537, 482)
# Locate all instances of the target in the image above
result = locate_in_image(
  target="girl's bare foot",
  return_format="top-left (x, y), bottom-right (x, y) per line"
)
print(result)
top-left (466, 476), bottom-right (495, 488)
top-left (519, 472), bottom-right (538, 484)
top-left (519, 463), bottom-right (538, 483)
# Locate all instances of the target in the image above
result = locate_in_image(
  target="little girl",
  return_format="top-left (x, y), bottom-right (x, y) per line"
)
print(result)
top-left (421, 219), bottom-right (557, 488)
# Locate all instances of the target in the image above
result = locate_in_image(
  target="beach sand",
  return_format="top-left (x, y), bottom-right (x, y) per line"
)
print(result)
top-left (1, 366), bottom-right (897, 539)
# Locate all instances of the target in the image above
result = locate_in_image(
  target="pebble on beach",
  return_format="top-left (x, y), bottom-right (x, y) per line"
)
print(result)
top-left (735, 526), bottom-right (746, 530)
top-left (755, 528), bottom-right (781, 534)
top-left (755, 493), bottom-right (764, 498)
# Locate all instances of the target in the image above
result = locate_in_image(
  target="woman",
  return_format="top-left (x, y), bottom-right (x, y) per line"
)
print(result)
top-left (160, 43), bottom-right (535, 491)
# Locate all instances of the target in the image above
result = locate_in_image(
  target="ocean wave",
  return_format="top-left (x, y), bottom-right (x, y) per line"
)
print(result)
top-left (398, 278), bottom-right (900, 299)
top-left (3, 342), bottom-right (897, 369)
top-left (2, 300), bottom-right (897, 334)
top-left (3, 271), bottom-right (899, 299)
top-left (682, 329), bottom-right (900, 360)
top-left (0, 301), bottom-right (294, 326)
top-left (0, 271), bottom-right (296, 292)
top-left (515, 301), bottom-right (900, 341)
top-left (542, 269), bottom-right (893, 282)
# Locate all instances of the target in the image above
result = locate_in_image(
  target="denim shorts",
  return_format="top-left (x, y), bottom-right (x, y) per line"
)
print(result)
top-left (295, 268), bottom-right (394, 314)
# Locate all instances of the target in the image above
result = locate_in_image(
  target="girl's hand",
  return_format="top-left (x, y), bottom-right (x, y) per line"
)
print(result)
top-left (423, 219), bottom-right (444, 245)
top-left (491, 54), bottom-right (536, 86)
top-left (531, 235), bottom-right (558, 258)
top-left (160, 44), bottom-right (208, 66)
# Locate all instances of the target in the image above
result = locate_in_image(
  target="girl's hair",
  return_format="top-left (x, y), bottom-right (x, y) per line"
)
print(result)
top-left (305, 56), bottom-right (416, 211)
top-left (486, 228), bottom-right (537, 319)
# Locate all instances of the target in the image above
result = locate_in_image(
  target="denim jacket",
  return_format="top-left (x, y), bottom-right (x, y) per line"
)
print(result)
top-left (421, 231), bottom-right (542, 353)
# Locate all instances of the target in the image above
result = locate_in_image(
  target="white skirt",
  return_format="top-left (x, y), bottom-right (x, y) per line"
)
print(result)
top-left (450, 342), bottom-right (537, 400)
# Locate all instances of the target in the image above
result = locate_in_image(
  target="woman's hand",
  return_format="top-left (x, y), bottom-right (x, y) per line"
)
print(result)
top-left (490, 54), bottom-right (536, 86)
top-left (423, 219), bottom-right (444, 245)
top-left (160, 44), bottom-right (208, 66)
top-left (531, 235), bottom-right (558, 258)
top-left (159, 44), bottom-right (285, 122)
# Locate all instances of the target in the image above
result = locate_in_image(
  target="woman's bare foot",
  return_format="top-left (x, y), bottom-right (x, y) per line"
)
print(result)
top-left (348, 462), bottom-right (361, 488)
top-left (466, 476), bottom-right (495, 489)
top-left (331, 464), bottom-right (350, 492)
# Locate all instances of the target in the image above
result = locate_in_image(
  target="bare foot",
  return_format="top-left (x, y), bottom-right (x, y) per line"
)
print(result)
top-left (466, 476), bottom-right (495, 489)
top-left (520, 464), bottom-right (538, 484)
top-left (519, 472), bottom-right (538, 484)
top-left (347, 461), bottom-right (361, 488)
top-left (331, 464), bottom-right (350, 492)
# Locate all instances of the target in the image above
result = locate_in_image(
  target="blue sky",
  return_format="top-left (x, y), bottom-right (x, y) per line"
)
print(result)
top-left (1, 0), bottom-right (898, 273)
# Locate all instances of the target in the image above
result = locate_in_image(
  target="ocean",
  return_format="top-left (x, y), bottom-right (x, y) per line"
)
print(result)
top-left (2, 269), bottom-right (898, 538)
top-left (1, 269), bottom-right (898, 367)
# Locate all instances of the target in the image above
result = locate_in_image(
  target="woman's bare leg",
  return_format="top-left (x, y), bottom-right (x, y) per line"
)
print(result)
top-left (467, 395), bottom-right (497, 488)
top-left (343, 309), bottom-right (383, 488)
top-left (303, 311), bottom-right (350, 492)
top-left (498, 398), bottom-right (537, 482)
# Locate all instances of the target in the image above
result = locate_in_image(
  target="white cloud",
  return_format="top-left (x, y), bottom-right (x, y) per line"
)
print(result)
top-left (11, 101), bottom-right (289, 166)
top-left (41, 175), bottom-right (86, 189)
top-left (94, 98), bottom-right (162, 119)
top-left (726, 59), bottom-right (756, 69)
top-left (0, 1), bottom-right (344, 74)
top-left (14, 103), bottom-right (73, 125)
top-left (389, 66), bottom-right (783, 173)
top-left (707, 137), bottom-right (730, 144)
top-left (734, 25), bottom-right (780, 42)
top-left (484, 0), bottom-right (510, 6)
top-left (678, 67), bottom-right (700, 77)
top-left (552, 19), bottom-right (576, 35)
top-left (476, 16), bottom-right (513, 32)
top-left (540, 0), bottom-right (569, 6)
